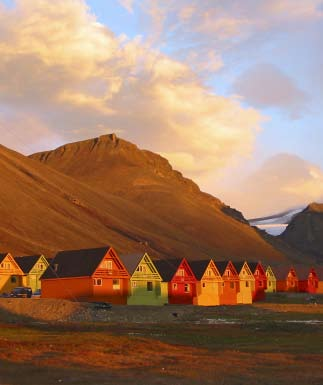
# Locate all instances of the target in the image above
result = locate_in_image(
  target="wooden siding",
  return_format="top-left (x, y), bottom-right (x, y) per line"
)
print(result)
top-left (128, 254), bottom-right (168, 306)
top-left (265, 266), bottom-right (276, 293)
top-left (217, 262), bottom-right (240, 305)
top-left (236, 263), bottom-right (255, 304)
top-left (0, 254), bottom-right (24, 294)
top-left (194, 260), bottom-right (223, 306)
top-left (168, 259), bottom-right (197, 305)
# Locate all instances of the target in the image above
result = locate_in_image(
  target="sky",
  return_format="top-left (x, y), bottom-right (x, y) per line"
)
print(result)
top-left (0, 0), bottom-right (322, 218)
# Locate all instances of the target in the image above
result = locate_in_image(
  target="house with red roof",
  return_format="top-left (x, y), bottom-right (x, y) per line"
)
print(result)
top-left (41, 246), bottom-right (130, 303)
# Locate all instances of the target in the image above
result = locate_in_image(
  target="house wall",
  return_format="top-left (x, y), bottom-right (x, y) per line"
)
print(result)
top-left (298, 278), bottom-right (318, 294)
top-left (128, 280), bottom-right (168, 305)
top-left (41, 277), bottom-right (92, 300)
top-left (237, 279), bottom-right (254, 304)
top-left (194, 280), bottom-right (222, 306)
top-left (220, 280), bottom-right (239, 305)
top-left (318, 281), bottom-right (323, 294)
top-left (0, 275), bottom-right (22, 294)
top-left (168, 281), bottom-right (197, 304)
top-left (27, 256), bottom-right (49, 292)
top-left (92, 277), bottom-right (129, 304)
top-left (265, 277), bottom-right (276, 293)
top-left (276, 280), bottom-right (287, 292)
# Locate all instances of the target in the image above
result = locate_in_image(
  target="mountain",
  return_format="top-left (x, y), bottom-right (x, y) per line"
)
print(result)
top-left (26, 133), bottom-right (295, 262)
top-left (280, 203), bottom-right (323, 263)
top-left (248, 207), bottom-right (304, 236)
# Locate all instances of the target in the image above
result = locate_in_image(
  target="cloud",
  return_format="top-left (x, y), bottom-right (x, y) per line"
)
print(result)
top-left (218, 154), bottom-right (323, 217)
top-left (118, 0), bottom-right (134, 13)
top-left (233, 63), bottom-right (308, 116)
top-left (0, 0), bottom-right (262, 178)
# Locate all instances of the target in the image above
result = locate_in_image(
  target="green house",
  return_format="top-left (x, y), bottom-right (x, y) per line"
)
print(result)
top-left (121, 253), bottom-right (168, 306)
top-left (14, 255), bottom-right (49, 292)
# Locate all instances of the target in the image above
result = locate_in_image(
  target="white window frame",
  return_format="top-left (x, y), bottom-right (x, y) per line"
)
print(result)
top-left (93, 278), bottom-right (102, 286)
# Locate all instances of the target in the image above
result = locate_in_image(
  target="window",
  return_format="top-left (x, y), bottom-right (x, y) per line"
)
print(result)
top-left (230, 282), bottom-right (235, 289)
top-left (132, 281), bottom-right (137, 288)
top-left (255, 270), bottom-right (259, 276)
top-left (202, 282), bottom-right (206, 288)
top-left (177, 269), bottom-right (185, 277)
top-left (259, 281), bottom-right (263, 287)
top-left (226, 270), bottom-right (230, 276)
top-left (113, 279), bottom-right (120, 290)
top-left (173, 283), bottom-right (177, 290)
top-left (147, 282), bottom-right (153, 291)
top-left (11, 276), bottom-right (17, 284)
top-left (93, 278), bottom-right (102, 286)
top-left (137, 265), bottom-right (147, 273)
top-left (245, 281), bottom-right (249, 288)
top-left (38, 263), bottom-right (44, 270)
top-left (101, 260), bottom-right (112, 269)
top-left (0, 263), bottom-right (3, 268)
top-left (207, 269), bottom-right (212, 277)
top-left (268, 281), bottom-right (272, 287)
top-left (184, 284), bottom-right (190, 293)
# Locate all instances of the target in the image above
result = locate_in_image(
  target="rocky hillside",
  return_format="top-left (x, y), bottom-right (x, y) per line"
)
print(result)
top-left (280, 203), bottom-right (323, 263)
top-left (28, 133), bottom-right (296, 263)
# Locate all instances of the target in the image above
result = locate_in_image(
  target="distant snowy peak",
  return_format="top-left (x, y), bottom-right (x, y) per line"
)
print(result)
top-left (248, 207), bottom-right (305, 236)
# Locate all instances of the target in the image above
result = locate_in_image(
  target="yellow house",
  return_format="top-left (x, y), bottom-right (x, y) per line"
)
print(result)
top-left (233, 261), bottom-right (255, 304)
top-left (14, 255), bottom-right (49, 292)
top-left (265, 265), bottom-right (277, 293)
top-left (190, 259), bottom-right (223, 306)
top-left (0, 253), bottom-right (24, 294)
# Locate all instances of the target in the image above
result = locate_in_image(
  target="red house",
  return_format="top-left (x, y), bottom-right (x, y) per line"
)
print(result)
top-left (294, 265), bottom-right (319, 294)
top-left (153, 258), bottom-right (197, 304)
top-left (214, 261), bottom-right (240, 305)
top-left (41, 246), bottom-right (130, 303)
top-left (274, 266), bottom-right (298, 292)
top-left (248, 262), bottom-right (267, 301)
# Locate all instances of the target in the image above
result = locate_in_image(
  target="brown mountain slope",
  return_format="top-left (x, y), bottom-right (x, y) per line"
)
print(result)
top-left (280, 203), bottom-right (323, 263)
top-left (29, 133), bottom-right (292, 263)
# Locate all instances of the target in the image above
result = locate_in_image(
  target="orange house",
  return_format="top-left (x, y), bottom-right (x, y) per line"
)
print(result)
top-left (214, 261), bottom-right (239, 305)
top-left (248, 262), bottom-right (267, 301)
top-left (316, 267), bottom-right (323, 294)
top-left (41, 246), bottom-right (130, 303)
top-left (274, 266), bottom-right (298, 292)
top-left (0, 253), bottom-right (24, 294)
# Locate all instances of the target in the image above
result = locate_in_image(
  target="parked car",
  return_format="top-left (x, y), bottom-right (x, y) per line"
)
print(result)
top-left (10, 287), bottom-right (32, 298)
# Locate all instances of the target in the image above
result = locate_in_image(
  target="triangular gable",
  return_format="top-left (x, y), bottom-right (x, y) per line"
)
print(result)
top-left (250, 262), bottom-right (266, 278)
top-left (201, 260), bottom-right (222, 281)
top-left (173, 258), bottom-right (197, 281)
top-left (93, 247), bottom-right (130, 278)
top-left (287, 267), bottom-right (298, 280)
top-left (15, 255), bottom-right (49, 274)
top-left (216, 261), bottom-right (239, 279)
top-left (131, 253), bottom-right (162, 281)
top-left (0, 253), bottom-right (24, 275)
top-left (266, 266), bottom-right (275, 279)
top-left (239, 262), bottom-right (255, 280)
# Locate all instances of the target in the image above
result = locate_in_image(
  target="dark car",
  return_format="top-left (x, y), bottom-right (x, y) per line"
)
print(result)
top-left (10, 287), bottom-right (32, 298)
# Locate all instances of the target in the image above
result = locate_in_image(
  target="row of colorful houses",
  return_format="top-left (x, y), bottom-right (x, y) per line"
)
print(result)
top-left (1, 248), bottom-right (323, 306)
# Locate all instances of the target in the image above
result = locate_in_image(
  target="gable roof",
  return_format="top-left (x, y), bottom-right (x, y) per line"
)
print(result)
top-left (153, 258), bottom-right (182, 281)
top-left (214, 261), bottom-right (237, 276)
top-left (189, 260), bottom-right (211, 280)
top-left (14, 255), bottom-right (43, 274)
top-left (120, 253), bottom-right (145, 275)
top-left (0, 253), bottom-right (9, 264)
top-left (293, 265), bottom-right (317, 281)
top-left (41, 246), bottom-right (111, 279)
